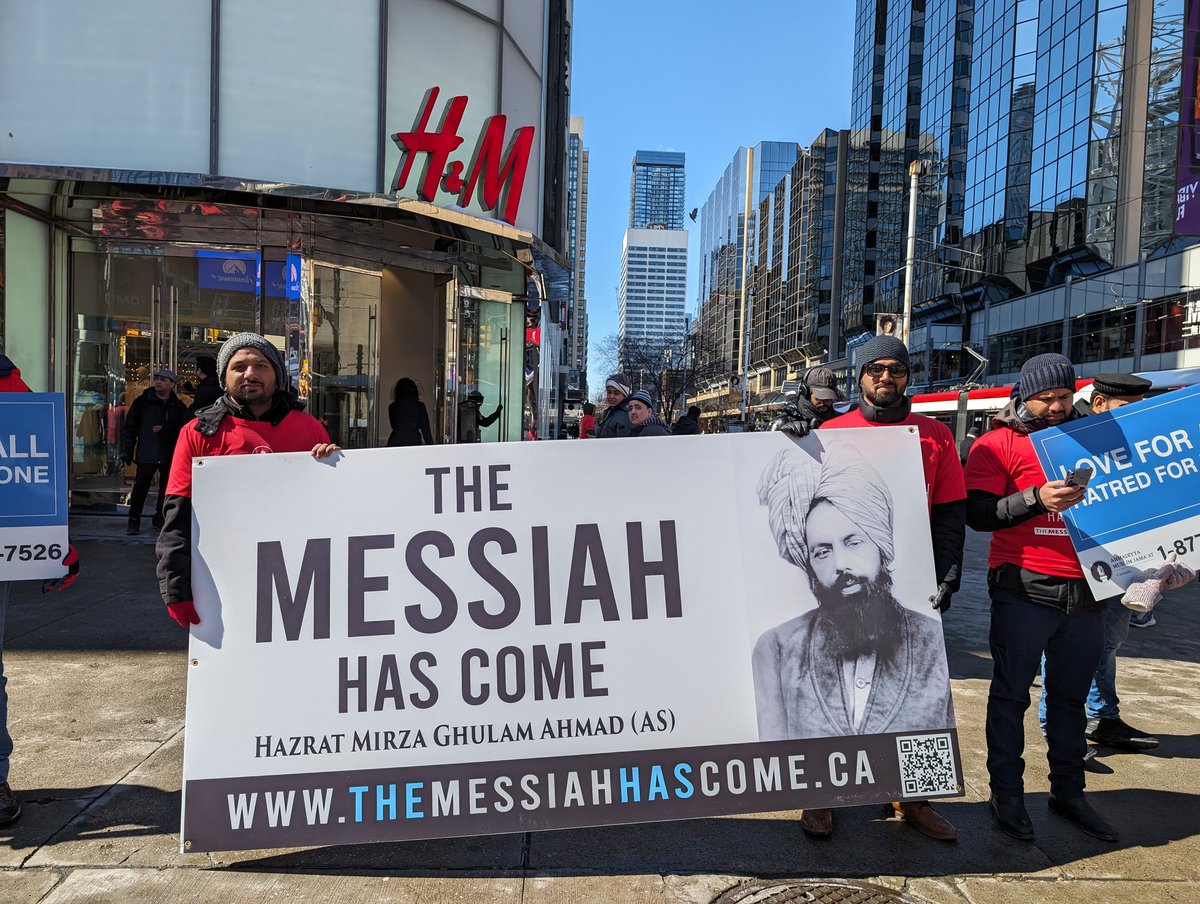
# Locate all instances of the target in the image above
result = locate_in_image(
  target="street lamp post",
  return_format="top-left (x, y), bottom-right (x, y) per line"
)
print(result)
top-left (740, 286), bottom-right (756, 428)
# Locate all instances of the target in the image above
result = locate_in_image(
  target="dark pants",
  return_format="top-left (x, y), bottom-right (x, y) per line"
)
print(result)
top-left (986, 585), bottom-right (1103, 798)
top-left (128, 462), bottom-right (169, 524)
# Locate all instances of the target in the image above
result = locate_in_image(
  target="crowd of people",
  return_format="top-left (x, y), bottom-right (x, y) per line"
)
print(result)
top-left (0, 333), bottom-right (1191, 849)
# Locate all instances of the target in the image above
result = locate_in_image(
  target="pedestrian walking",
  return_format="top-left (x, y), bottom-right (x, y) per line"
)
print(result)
top-left (626, 389), bottom-right (671, 437)
top-left (0, 355), bottom-right (81, 828)
top-left (965, 353), bottom-right (1116, 843)
top-left (386, 377), bottom-right (434, 447)
top-left (594, 373), bottom-right (633, 438)
top-left (123, 367), bottom-right (188, 534)
top-left (155, 333), bottom-right (339, 629)
top-left (800, 335), bottom-right (966, 843)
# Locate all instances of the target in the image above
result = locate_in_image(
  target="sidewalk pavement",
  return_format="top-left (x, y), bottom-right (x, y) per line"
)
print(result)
top-left (2, 523), bottom-right (1199, 903)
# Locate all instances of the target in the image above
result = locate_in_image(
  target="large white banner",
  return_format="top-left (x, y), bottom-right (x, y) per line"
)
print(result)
top-left (181, 428), bottom-right (962, 852)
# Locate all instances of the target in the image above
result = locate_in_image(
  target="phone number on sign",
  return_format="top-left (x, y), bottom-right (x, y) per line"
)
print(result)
top-left (2, 543), bottom-right (65, 562)
top-left (1156, 534), bottom-right (1200, 559)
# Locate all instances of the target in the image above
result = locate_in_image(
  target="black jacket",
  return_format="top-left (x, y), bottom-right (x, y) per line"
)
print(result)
top-left (124, 388), bottom-right (188, 464)
top-left (189, 375), bottom-right (222, 415)
top-left (387, 398), bottom-right (434, 446)
top-left (672, 414), bottom-right (700, 435)
top-left (595, 399), bottom-right (632, 438)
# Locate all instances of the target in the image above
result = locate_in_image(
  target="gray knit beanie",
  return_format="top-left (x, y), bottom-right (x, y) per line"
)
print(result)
top-left (628, 388), bottom-right (655, 409)
top-left (857, 335), bottom-right (910, 376)
top-left (1018, 353), bottom-right (1075, 401)
top-left (217, 332), bottom-right (288, 391)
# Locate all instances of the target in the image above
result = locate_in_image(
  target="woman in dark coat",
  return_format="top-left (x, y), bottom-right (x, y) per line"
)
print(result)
top-left (386, 378), bottom-right (434, 447)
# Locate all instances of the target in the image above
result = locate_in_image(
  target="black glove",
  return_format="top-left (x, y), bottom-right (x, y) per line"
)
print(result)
top-left (932, 582), bottom-right (952, 614)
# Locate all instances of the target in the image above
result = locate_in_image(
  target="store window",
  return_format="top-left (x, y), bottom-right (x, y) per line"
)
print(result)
top-left (986, 321), bottom-right (1064, 374)
top-left (1143, 292), bottom-right (1200, 355)
top-left (1068, 307), bottom-right (1136, 362)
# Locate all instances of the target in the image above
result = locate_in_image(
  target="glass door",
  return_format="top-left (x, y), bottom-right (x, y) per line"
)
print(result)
top-left (308, 263), bottom-right (380, 449)
top-left (70, 248), bottom-right (259, 511)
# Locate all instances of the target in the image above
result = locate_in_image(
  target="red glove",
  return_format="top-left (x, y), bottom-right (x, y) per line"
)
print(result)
top-left (42, 544), bottom-right (80, 592)
top-left (167, 600), bottom-right (201, 628)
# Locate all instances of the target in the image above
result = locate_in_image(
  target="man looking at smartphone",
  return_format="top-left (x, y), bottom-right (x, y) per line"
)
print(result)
top-left (965, 354), bottom-right (1118, 843)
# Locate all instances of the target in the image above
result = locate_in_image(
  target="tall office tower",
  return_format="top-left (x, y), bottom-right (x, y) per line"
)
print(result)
top-left (566, 116), bottom-right (589, 400)
top-left (630, 150), bottom-right (686, 229)
top-left (963, 0), bottom-right (1184, 288)
top-left (618, 228), bottom-right (689, 352)
top-left (842, 0), bottom-right (933, 348)
top-left (695, 142), bottom-right (800, 381)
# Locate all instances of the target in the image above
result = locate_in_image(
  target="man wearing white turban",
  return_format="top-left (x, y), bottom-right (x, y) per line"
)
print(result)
top-left (752, 448), bottom-right (954, 824)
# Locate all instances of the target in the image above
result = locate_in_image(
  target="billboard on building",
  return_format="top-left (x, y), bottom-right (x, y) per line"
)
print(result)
top-left (1178, 0), bottom-right (1200, 233)
top-left (179, 429), bottom-right (962, 852)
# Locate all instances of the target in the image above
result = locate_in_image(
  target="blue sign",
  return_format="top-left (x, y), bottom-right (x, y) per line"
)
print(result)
top-left (1030, 384), bottom-right (1200, 553)
top-left (0, 393), bottom-right (68, 527)
top-left (197, 250), bottom-right (259, 293)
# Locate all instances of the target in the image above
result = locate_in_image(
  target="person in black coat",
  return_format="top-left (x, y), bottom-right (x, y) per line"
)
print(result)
top-left (387, 377), bottom-right (434, 447)
top-left (123, 368), bottom-right (188, 534)
top-left (672, 404), bottom-right (702, 435)
top-left (189, 356), bottom-right (222, 416)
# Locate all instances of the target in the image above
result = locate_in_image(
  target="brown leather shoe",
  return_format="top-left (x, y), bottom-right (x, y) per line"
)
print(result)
top-left (799, 807), bottom-right (833, 837)
top-left (893, 800), bottom-right (957, 841)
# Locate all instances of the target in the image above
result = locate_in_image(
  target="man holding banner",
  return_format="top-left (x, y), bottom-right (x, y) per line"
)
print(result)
top-left (776, 335), bottom-right (966, 843)
top-left (155, 333), bottom-right (339, 629)
top-left (965, 353), bottom-right (1116, 843)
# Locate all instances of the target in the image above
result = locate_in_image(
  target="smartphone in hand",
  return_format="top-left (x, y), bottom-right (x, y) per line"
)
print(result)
top-left (1063, 465), bottom-right (1094, 489)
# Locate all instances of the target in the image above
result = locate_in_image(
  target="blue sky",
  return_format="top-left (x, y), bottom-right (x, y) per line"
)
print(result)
top-left (570, 1), bottom-right (854, 394)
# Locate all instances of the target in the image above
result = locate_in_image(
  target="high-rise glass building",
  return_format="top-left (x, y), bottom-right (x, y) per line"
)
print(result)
top-left (630, 150), bottom-right (686, 229)
top-left (695, 142), bottom-right (800, 381)
top-left (619, 151), bottom-right (689, 352)
top-left (566, 116), bottom-right (589, 400)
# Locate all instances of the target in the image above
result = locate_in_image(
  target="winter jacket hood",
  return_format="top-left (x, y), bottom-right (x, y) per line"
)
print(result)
top-left (991, 398), bottom-right (1080, 435)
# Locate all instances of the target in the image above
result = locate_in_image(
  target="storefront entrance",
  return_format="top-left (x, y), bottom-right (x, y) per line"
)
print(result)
top-left (69, 245), bottom-right (380, 511)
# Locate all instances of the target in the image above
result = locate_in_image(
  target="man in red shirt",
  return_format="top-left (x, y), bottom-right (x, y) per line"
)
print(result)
top-left (155, 333), bottom-right (338, 628)
top-left (795, 335), bottom-right (965, 842)
top-left (965, 353), bottom-right (1114, 843)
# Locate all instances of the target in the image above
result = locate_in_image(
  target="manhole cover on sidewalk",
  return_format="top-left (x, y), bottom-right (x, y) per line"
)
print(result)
top-left (712, 880), bottom-right (918, 904)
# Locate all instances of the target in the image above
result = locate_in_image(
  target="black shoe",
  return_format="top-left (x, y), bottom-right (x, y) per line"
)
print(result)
top-left (0, 781), bottom-right (21, 827)
top-left (1048, 793), bottom-right (1118, 842)
top-left (152, 514), bottom-right (165, 529)
top-left (1086, 716), bottom-right (1159, 750)
top-left (126, 520), bottom-right (141, 536)
top-left (989, 792), bottom-right (1034, 841)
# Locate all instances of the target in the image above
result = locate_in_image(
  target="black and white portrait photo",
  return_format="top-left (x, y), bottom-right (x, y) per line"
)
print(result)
top-left (752, 445), bottom-right (955, 741)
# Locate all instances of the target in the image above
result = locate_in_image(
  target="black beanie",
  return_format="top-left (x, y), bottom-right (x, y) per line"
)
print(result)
top-left (217, 332), bottom-right (289, 392)
top-left (1018, 353), bottom-right (1075, 401)
top-left (858, 335), bottom-right (910, 375)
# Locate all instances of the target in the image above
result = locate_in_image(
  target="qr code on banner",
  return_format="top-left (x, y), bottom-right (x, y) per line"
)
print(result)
top-left (896, 733), bottom-right (958, 796)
